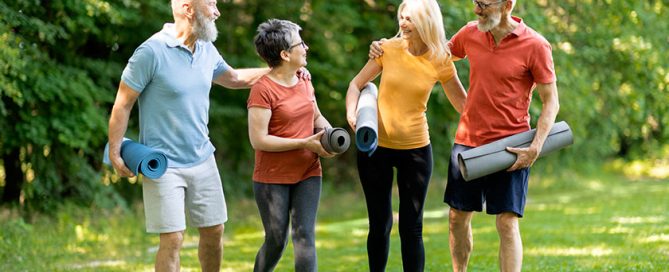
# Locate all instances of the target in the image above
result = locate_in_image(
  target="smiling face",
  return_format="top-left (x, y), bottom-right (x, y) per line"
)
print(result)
top-left (398, 7), bottom-right (421, 43)
top-left (285, 31), bottom-right (309, 68)
top-left (192, 0), bottom-right (220, 42)
top-left (474, 0), bottom-right (506, 32)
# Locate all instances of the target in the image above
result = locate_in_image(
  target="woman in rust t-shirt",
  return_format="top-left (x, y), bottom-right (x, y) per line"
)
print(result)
top-left (246, 19), bottom-right (333, 272)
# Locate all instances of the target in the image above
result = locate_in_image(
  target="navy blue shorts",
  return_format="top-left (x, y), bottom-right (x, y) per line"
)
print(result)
top-left (444, 144), bottom-right (530, 217)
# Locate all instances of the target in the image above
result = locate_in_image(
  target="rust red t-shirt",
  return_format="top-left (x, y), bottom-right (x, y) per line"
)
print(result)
top-left (450, 17), bottom-right (556, 147)
top-left (247, 76), bottom-right (321, 184)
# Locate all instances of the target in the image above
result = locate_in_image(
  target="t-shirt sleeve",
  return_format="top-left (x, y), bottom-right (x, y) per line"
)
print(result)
top-left (121, 44), bottom-right (156, 93)
top-left (448, 26), bottom-right (467, 59)
top-left (373, 41), bottom-right (385, 67)
top-left (531, 41), bottom-right (556, 84)
top-left (247, 82), bottom-right (272, 109)
top-left (212, 49), bottom-right (232, 79)
top-left (438, 59), bottom-right (457, 83)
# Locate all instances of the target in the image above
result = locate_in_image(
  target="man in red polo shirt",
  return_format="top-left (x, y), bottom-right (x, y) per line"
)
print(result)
top-left (369, 0), bottom-right (560, 271)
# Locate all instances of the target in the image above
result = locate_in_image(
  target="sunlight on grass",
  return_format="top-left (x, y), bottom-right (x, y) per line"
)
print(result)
top-left (526, 246), bottom-right (613, 257)
top-left (591, 226), bottom-right (633, 234)
top-left (639, 234), bottom-right (669, 243)
top-left (66, 260), bottom-right (127, 269)
top-left (606, 159), bottom-right (669, 179)
top-left (611, 216), bottom-right (665, 224)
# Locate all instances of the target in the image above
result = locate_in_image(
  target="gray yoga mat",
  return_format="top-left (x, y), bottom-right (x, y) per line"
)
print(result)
top-left (103, 138), bottom-right (168, 179)
top-left (318, 127), bottom-right (351, 154)
top-left (355, 83), bottom-right (379, 156)
top-left (458, 121), bottom-right (573, 181)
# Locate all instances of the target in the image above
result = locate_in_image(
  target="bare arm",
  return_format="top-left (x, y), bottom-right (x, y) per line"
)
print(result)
top-left (312, 101), bottom-right (335, 158)
top-left (108, 81), bottom-right (140, 177)
top-left (313, 100), bottom-right (332, 131)
top-left (345, 60), bottom-right (382, 130)
top-left (248, 107), bottom-right (330, 156)
top-left (440, 76), bottom-right (467, 114)
top-left (213, 68), bottom-right (271, 89)
top-left (506, 81), bottom-right (560, 171)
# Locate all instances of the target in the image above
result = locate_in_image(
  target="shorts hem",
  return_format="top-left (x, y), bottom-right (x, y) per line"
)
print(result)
top-left (146, 226), bottom-right (186, 234)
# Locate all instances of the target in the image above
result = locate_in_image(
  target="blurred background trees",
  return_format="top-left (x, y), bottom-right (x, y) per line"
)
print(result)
top-left (1, 0), bottom-right (667, 212)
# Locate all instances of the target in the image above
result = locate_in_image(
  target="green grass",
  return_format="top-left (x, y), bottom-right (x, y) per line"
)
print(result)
top-left (1, 169), bottom-right (668, 271)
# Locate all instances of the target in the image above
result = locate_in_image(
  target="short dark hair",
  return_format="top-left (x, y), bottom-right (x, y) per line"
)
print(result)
top-left (253, 19), bottom-right (301, 68)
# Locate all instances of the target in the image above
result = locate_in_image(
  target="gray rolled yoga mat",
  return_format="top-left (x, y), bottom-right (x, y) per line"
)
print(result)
top-left (355, 83), bottom-right (379, 156)
top-left (103, 138), bottom-right (168, 179)
top-left (319, 127), bottom-right (351, 154)
top-left (458, 121), bottom-right (573, 181)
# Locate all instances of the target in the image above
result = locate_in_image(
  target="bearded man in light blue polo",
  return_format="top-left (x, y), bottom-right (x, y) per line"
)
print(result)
top-left (108, 0), bottom-right (282, 271)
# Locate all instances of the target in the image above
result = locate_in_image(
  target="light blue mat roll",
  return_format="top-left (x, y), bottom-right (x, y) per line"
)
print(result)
top-left (103, 138), bottom-right (168, 179)
top-left (355, 83), bottom-right (379, 156)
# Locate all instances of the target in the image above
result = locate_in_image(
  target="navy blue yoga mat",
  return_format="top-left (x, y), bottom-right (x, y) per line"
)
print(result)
top-left (103, 139), bottom-right (168, 179)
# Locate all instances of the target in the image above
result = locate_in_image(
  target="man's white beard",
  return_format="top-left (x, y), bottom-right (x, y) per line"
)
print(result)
top-left (194, 12), bottom-right (218, 42)
top-left (477, 12), bottom-right (501, 32)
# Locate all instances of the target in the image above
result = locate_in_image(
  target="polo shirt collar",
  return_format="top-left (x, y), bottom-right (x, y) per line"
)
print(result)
top-left (161, 23), bottom-right (181, 48)
top-left (160, 23), bottom-right (203, 50)
top-left (510, 16), bottom-right (526, 37)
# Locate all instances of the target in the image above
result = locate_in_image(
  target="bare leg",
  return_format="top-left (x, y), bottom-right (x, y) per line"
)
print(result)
top-left (199, 224), bottom-right (224, 272)
top-left (156, 231), bottom-right (184, 272)
top-left (449, 208), bottom-right (473, 272)
top-left (496, 212), bottom-right (522, 272)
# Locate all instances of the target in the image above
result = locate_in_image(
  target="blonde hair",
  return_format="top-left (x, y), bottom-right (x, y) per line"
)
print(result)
top-left (396, 0), bottom-right (451, 64)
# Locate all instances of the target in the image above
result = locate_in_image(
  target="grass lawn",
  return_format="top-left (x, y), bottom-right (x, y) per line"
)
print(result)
top-left (1, 169), bottom-right (667, 271)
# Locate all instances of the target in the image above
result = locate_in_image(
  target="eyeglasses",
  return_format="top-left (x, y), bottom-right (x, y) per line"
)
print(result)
top-left (288, 40), bottom-right (307, 50)
top-left (472, 0), bottom-right (507, 10)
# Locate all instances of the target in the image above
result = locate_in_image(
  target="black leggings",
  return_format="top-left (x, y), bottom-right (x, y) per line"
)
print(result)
top-left (253, 176), bottom-right (322, 272)
top-left (357, 145), bottom-right (432, 272)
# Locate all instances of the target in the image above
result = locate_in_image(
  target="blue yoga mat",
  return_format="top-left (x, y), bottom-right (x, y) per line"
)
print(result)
top-left (103, 138), bottom-right (168, 179)
top-left (355, 83), bottom-right (379, 156)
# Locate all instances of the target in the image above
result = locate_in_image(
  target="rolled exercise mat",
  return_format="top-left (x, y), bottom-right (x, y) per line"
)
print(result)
top-left (458, 121), bottom-right (573, 181)
top-left (103, 138), bottom-right (168, 179)
top-left (355, 82), bottom-right (379, 156)
top-left (320, 127), bottom-right (351, 154)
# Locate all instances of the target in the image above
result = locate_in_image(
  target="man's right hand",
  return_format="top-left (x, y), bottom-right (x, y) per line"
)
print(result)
top-left (368, 38), bottom-right (387, 59)
top-left (110, 155), bottom-right (135, 177)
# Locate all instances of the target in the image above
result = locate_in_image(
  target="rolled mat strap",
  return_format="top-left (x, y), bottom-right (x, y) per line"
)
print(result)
top-left (320, 127), bottom-right (351, 154)
top-left (355, 82), bottom-right (379, 156)
top-left (103, 138), bottom-right (168, 179)
top-left (457, 121), bottom-right (574, 181)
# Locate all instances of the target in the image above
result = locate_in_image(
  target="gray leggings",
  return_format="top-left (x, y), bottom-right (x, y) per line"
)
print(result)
top-left (253, 176), bottom-right (322, 272)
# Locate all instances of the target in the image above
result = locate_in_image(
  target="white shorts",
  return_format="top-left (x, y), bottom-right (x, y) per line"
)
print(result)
top-left (142, 155), bottom-right (228, 233)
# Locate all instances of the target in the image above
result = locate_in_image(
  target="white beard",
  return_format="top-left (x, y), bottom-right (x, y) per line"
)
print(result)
top-left (477, 11), bottom-right (501, 32)
top-left (194, 12), bottom-right (218, 42)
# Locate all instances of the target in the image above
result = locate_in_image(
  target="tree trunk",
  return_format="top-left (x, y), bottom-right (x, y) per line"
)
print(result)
top-left (2, 148), bottom-right (23, 204)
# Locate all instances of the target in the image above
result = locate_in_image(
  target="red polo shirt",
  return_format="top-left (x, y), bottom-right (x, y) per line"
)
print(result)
top-left (450, 16), bottom-right (556, 147)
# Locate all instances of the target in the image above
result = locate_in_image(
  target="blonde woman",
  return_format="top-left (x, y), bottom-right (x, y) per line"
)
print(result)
top-left (345, 0), bottom-right (466, 271)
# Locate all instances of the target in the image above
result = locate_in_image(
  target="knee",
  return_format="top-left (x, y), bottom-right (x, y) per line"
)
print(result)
top-left (199, 224), bottom-right (223, 247)
top-left (160, 231), bottom-right (184, 252)
top-left (449, 209), bottom-right (472, 229)
top-left (265, 228), bottom-right (289, 250)
top-left (496, 212), bottom-right (519, 236)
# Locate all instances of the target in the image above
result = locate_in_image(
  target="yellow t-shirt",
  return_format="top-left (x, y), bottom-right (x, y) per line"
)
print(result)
top-left (374, 38), bottom-right (457, 149)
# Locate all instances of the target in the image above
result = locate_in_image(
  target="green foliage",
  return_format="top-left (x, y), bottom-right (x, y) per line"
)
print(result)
top-left (0, 0), bottom-right (170, 210)
top-left (1, 0), bottom-right (667, 208)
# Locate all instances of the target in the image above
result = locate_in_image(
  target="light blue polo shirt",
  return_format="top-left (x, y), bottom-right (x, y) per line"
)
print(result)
top-left (121, 23), bottom-right (231, 167)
